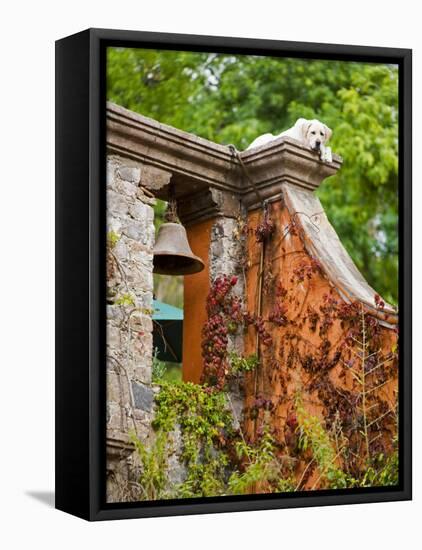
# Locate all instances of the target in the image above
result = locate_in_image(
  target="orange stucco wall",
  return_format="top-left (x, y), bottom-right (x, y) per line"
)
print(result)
top-left (181, 200), bottom-right (398, 490)
top-left (182, 219), bottom-right (213, 383)
top-left (243, 200), bottom-right (398, 489)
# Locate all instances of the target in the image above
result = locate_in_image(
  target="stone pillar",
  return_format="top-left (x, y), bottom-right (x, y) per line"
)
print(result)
top-left (178, 188), bottom-right (245, 383)
top-left (106, 155), bottom-right (158, 502)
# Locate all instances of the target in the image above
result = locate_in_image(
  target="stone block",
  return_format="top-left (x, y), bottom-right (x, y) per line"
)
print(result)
top-left (139, 164), bottom-right (171, 190)
top-left (113, 239), bottom-right (129, 261)
top-left (133, 363), bottom-right (152, 385)
top-left (108, 190), bottom-right (129, 218)
top-left (107, 371), bottom-right (130, 404)
top-left (106, 303), bottom-right (121, 322)
top-left (106, 324), bottom-right (122, 348)
top-left (122, 220), bottom-right (146, 242)
top-left (131, 381), bottom-right (154, 412)
top-left (118, 165), bottom-right (141, 184)
top-left (118, 180), bottom-right (138, 198)
top-left (107, 401), bottom-right (124, 429)
top-left (106, 161), bottom-right (118, 188)
top-left (107, 217), bottom-right (123, 235)
top-left (129, 200), bottom-right (154, 223)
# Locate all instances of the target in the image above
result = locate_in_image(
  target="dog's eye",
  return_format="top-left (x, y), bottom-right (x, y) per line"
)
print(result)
top-left (311, 131), bottom-right (316, 135)
top-left (320, 131), bottom-right (324, 136)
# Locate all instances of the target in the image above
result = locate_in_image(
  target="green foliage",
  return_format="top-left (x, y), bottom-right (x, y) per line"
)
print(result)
top-left (295, 395), bottom-right (348, 489)
top-left (129, 378), bottom-right (397, 499)
top-left (294, 393), bottom-right (398, 490)
top-left (360, 438), bottom-right (399, 487)
top-left (153, 198), bottom-right (168, 229)
top-left (153, 381), bottom-right (233, 446)
top-left (228, 351), bottom-right (259, 374)
top-left (107, 49), bottom-right (398, 303)
top-left (133, 381), bottom-right (296, 498)
top-left (152, 347), bottom-right (167, 382)
top-left (107, 230), bottom-right (120, 249)
top-left (316, 65), bottom-right (398, 305)
top-left (152, 349), bottom-right (183, 384)
top-left (177, 457), bottom-right (228, 498)
top-left (114, 293), bottom-right (135, 306)
top-left (107, 48), bottom-right (209, 134)
top-left (129, 430), bottom-right (169, 501)
top-left (160, 363), bottom-right (183, 384)
top-left (152, 381), bottom-right (234, 497)
top-left (153, 273), bottom-right (184, 310)
top-left (130, 381), bottom-right (232, 499)
top-left (228, 428), bottom-right (295, 495)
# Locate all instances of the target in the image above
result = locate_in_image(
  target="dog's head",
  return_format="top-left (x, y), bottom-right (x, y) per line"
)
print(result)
top-left (298, 119), bottom-right (332, 152)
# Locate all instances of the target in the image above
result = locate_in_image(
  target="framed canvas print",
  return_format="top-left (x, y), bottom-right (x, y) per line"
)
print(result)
top-left (55, 28), bottom-right (412, 521)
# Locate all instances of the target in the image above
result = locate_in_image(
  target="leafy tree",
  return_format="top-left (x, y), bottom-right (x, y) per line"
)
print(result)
top-left (107, 48), bottom-right (398, 304)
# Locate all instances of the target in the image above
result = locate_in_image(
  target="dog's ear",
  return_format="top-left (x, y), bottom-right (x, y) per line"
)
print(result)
top-left (295, 118), bottom-right (311, 140)
top-left (324, 124), bottom-right (332, 142)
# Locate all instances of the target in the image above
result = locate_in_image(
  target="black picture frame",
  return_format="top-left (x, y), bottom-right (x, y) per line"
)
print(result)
top-left (55, 28), bottom-right (412, 521)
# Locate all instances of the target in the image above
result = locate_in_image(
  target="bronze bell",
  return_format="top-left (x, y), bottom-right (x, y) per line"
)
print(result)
top-left (153, 222), bottom-right (205, 275)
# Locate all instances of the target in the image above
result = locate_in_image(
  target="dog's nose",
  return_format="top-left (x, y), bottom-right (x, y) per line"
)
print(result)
top-left (315, 140), bottom-right (321, 147)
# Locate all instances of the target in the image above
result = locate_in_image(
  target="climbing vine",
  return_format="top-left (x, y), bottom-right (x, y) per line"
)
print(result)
top-left (200, 274), bottom-right (261, 389)
top-left (131, 381), bottom-right (295, 499)
top-left (242, 218), bottom-right (399, 489)
top-left (125, 204), bottom-right (399, 499)
top-left (152, 381), bottom-right (233, 497)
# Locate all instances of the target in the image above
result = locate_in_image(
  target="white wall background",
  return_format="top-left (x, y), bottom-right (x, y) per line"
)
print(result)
top-left (0, 1), bottom-right (419, 548)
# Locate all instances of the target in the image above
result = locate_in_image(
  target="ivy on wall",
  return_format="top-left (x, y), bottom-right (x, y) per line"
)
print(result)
top-left (130, 256), bottom-right (398, 499)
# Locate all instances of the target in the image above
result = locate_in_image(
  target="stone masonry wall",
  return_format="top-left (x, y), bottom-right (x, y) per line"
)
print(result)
top-left (106, 155), bottom-right (189, 502)
top-left (209, 215), bottom-right (246, 425)
top-left (105, 160), bottom-right (249, 501)
top-left (209, 216), bottom-right (245, 354)
top-left (106, 155), bottom-right (157, 502)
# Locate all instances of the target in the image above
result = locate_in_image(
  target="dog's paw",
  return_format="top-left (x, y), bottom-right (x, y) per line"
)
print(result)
top-left (321, 147), bottom-right (332, 163)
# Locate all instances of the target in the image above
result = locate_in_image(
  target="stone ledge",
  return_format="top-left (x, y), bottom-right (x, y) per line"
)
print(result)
top-left (106, 102), bottom-right (343, 217)
top-left (240, 137), bottom-right (342, 210)
top-left (107, 102), bottom-right (240, 197)
top-left (178, 188), bottom-right (241, 226)
top-left (106, 434), bottom-right (134, 464)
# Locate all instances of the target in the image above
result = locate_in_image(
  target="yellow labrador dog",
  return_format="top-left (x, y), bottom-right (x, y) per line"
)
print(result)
top-left (247, 118), bottom-right (333, 162)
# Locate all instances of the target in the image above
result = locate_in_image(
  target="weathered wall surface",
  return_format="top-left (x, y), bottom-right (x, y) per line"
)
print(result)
top-left (106, 155), bottom-right (157, 502)
top-left (106, 156), bottom-right (248, 501)
top-left (209, 216), bottom-right (246, 352)
top-left (106, 155), bottom-right (196, 503)
top-left (182, 219), bottom-right (213, 384)
top-left (243, 196), bottom-right (398, 489)
top-left (183, 214), bottom-right (246, 383)
top-left (209, 215), bottom-right (246, 421)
